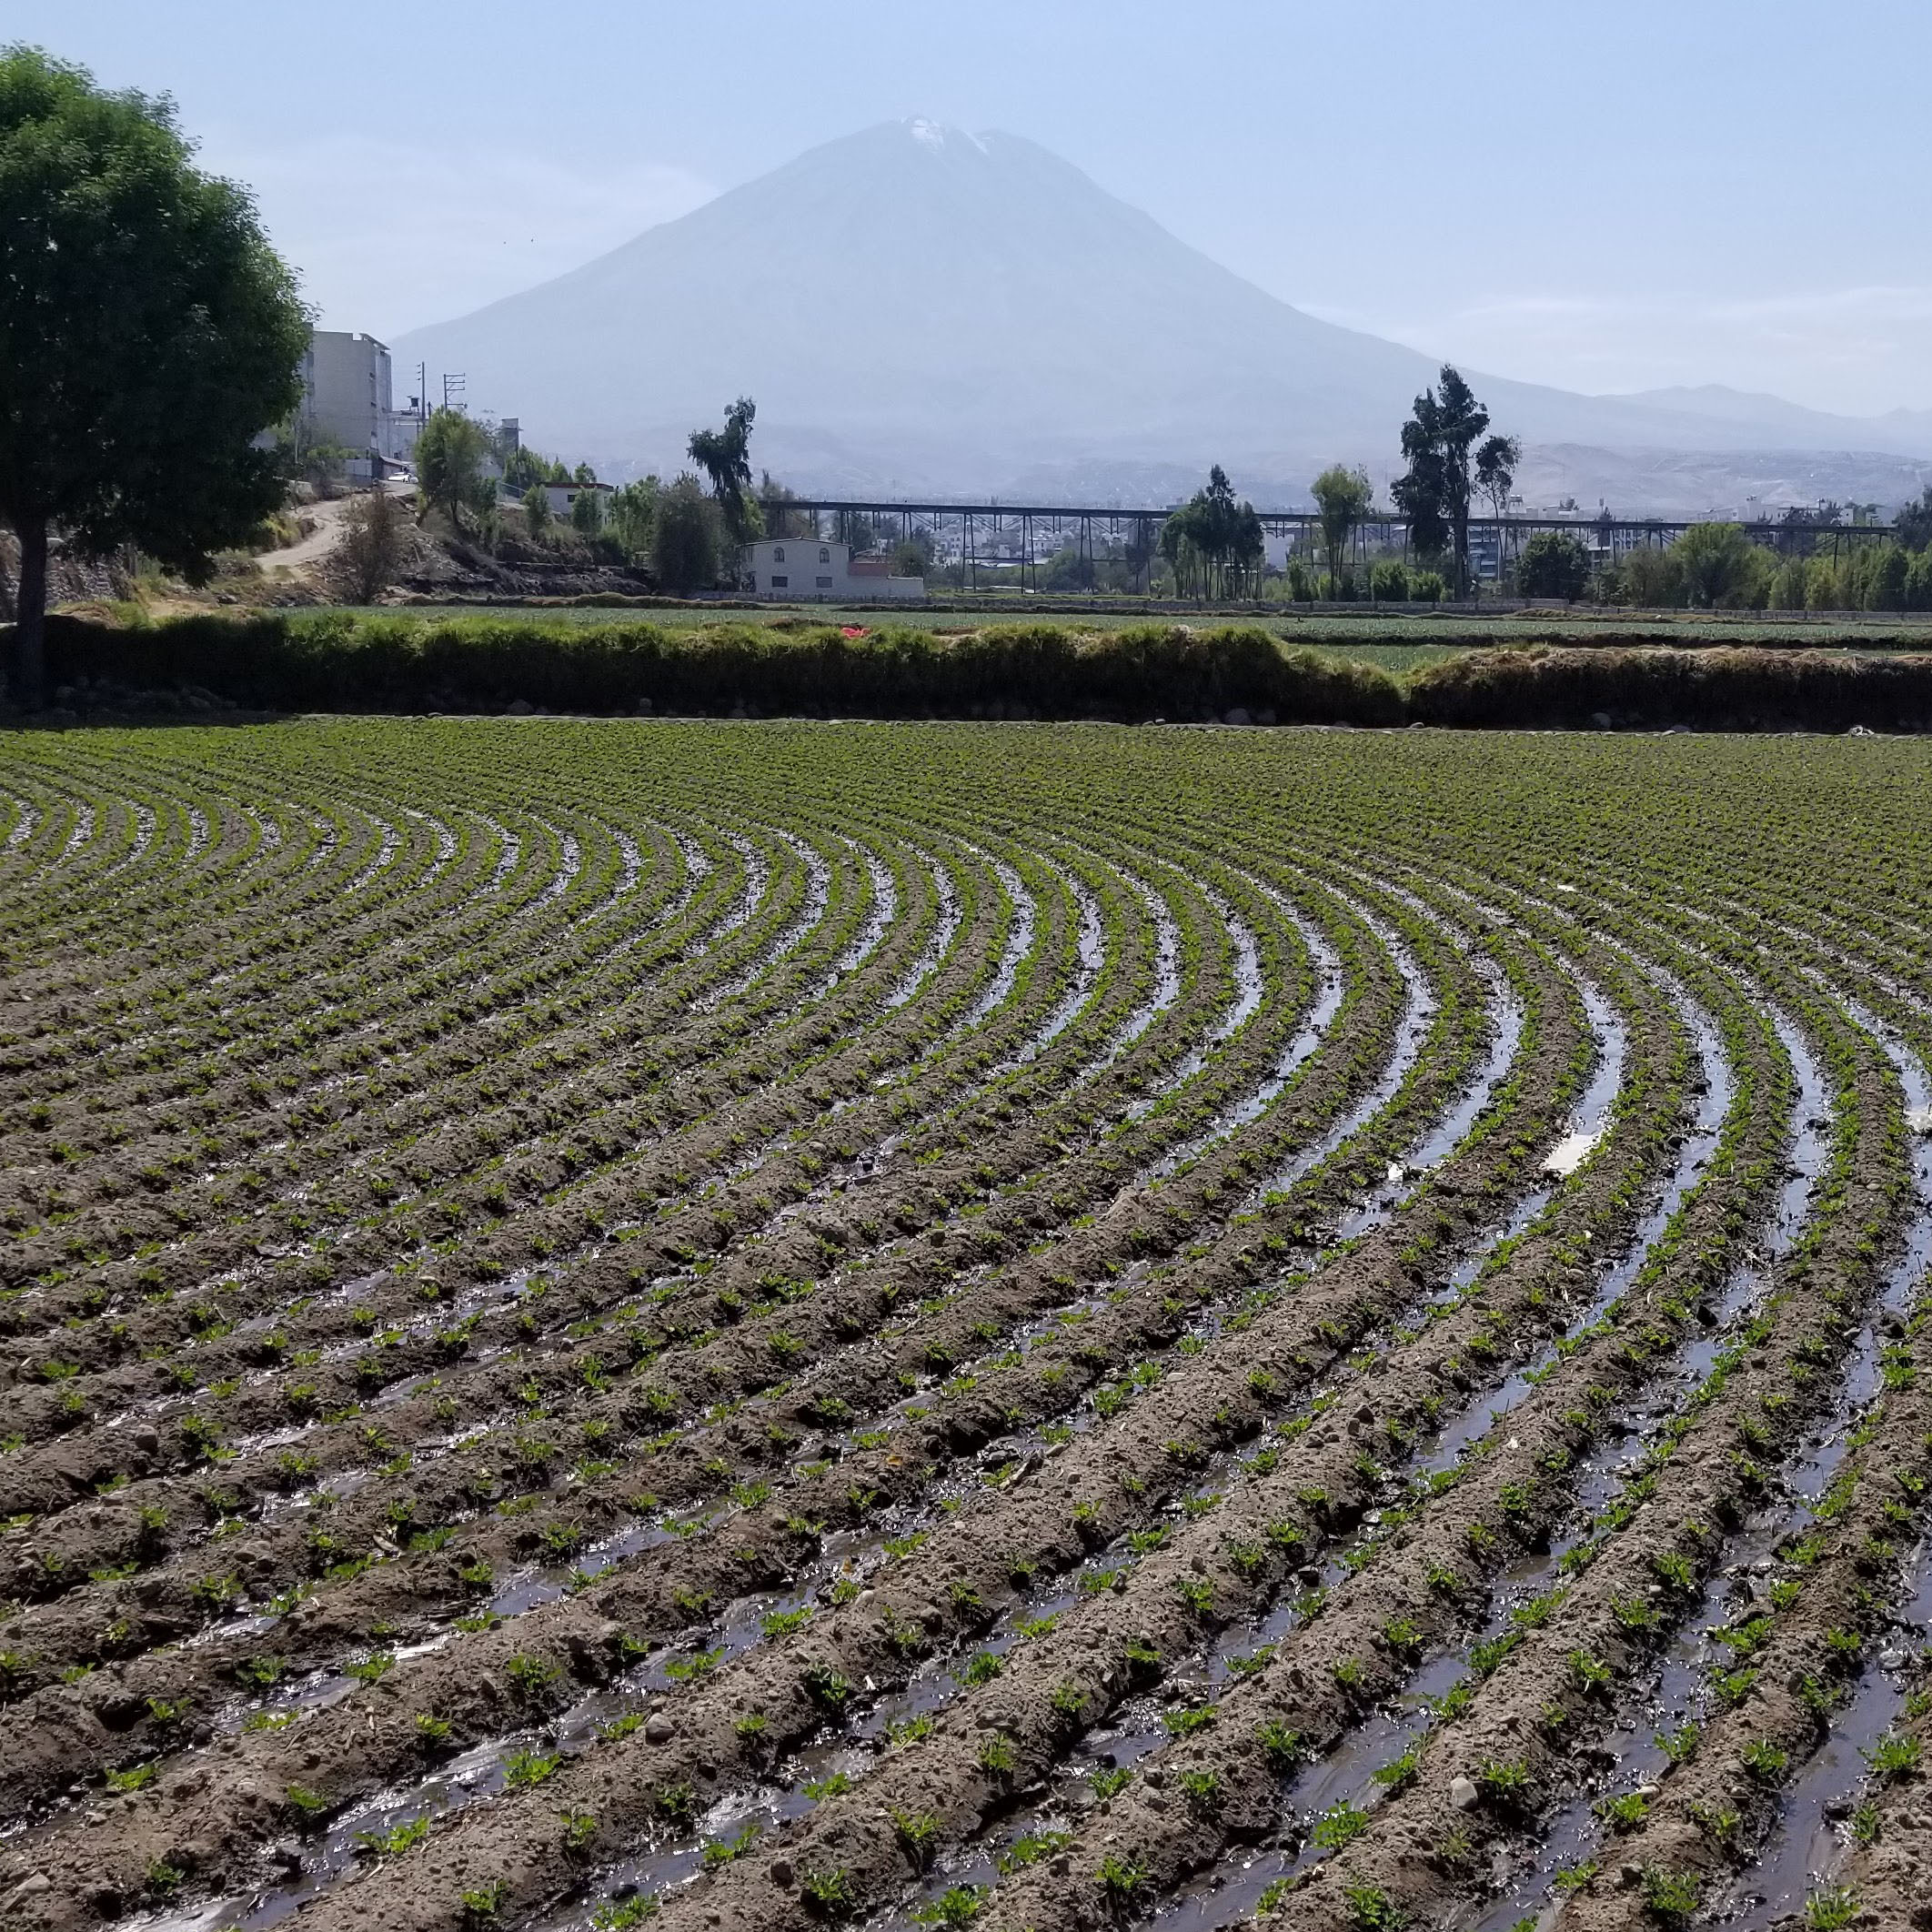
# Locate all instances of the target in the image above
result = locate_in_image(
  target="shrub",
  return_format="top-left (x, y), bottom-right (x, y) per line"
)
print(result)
top-left (1516, 530), bottom-right (1591, 601)
top-left (36, 611), bottom-right (1404, 727)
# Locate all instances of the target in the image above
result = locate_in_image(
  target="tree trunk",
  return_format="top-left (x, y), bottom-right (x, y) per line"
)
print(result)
top-left (14, 515), bottom-right (46, 712)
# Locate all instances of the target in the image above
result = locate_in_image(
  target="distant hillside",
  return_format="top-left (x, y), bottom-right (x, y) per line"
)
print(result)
top-left (393, 121), bottom-right (1932, 513)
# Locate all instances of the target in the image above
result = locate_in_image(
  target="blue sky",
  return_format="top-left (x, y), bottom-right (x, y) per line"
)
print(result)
top-left (14, 0), bottom-right (1931, 416)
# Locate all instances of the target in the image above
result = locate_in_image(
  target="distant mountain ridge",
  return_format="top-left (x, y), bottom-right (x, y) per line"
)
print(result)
top-left (392, 120), bottom-right (1932, 514)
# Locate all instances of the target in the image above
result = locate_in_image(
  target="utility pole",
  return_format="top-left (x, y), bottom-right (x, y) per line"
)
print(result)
top-left (443, 372), bottom-right (467, 413)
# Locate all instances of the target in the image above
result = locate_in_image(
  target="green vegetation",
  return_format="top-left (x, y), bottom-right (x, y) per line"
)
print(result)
top-left (0, 44), bottom-right (307, 703)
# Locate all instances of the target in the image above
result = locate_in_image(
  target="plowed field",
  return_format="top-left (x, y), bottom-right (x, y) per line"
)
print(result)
top-left (2, 719), bottom-right (1930, 1932)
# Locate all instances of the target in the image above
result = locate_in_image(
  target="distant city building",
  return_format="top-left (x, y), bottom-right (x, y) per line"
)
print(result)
top-left (741, 539), bottom-right (924, 601)
top-left (297, 330), bottom-right (421, 462)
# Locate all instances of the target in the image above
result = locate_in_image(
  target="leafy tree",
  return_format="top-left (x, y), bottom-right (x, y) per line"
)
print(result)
top-left (608, 478), bottom-right (658, 560)
top-left (336, 489), bottom-right (409, 604)
top-left (1620, 545), bottom-right (1686, 608)
top-left (505, 446), bottom-right (569, 493)
top-left (1311, 465), bottom-right (1373, 599)
top-left (759, 470), bottom-right (808, 538)
top-left (1895, 487), bottom-right (1932, 553)
top-left (1673, 522), bottom-right (1771, 609)
top-left (1369, 559), bottom-right (1409, 601)
top-left (1392, 366), bottom-right (1498, 599)
top-left (275, 419), bottom-right (356, 491)
top-left (572, 462), bottom-right (597, 488)
top-left (1768, 556), bottom-right (1808, 609)
top-left (0, 45), bottom-right (308, 706)
top-left (1869, 542), bottom-right (1910, 611)
top-left (1160, 466), bottom-right (1263, 599)
top-left (891, 533), bottom-right (933, 579)
top-left (652, 475), bottom-right (720, 594)
top-left (688, 397), bottom-right (758, 543)
top-left (1516, 530), bottom-right (1591, 601)
top-left (416, 408), bottom-right (492, 531)
top-left (522, 483), bottom-right (551, 539)
top-left (570, 485), bottom-right (603, 537)
top-left (1474, 433), bottom-right (1521, 579)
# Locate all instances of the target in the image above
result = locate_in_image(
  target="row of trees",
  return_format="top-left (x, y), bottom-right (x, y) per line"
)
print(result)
top-left (1303, 368), bottom-right (1520, 600)
top-left (1165, 368), bottom-right (1519, 608)
top-left (1158, 468), bottom-right (1264, 598)
top-left (1505, 518), bottom-right (1932, 610)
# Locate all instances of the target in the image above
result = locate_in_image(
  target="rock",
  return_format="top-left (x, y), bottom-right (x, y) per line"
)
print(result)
top-left (644, 1712), bottom-right (675, 1744)
top-left (1048, 1856), bottom-right (1072, 1877)
top-left (506, 698), bottom-right (534, 716)
top-left (1591, 711), bottom-right (1613, 730)
top-left (1824, 1796), bottom-right (1854, 1821)
top-left (1882, 1649), bottom-right (1908, 1670)
top-left (1449, 1775), bottom-right (1479, 1811)
top-left (1223, 708), bottom-right (1253, 728)
top-left (1620, 1862), bottom-right (1644, 1888)
top-left (273, 1840), bottom-right (305, 1872)
top-left (135, 1425), bottom-right (160, 1451)
top-left (1296, 1566), bottom-right (1322, 1587)
top-left (769, 1859), bottom-right (793, 1888)
top-left (7, 1874), bottom-right (51, 1900)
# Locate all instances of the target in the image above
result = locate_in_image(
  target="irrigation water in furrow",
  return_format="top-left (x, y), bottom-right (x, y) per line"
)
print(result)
top-left (1452, 1003), bottom-right (1843, 1930)
top-left (134, 871), bottom-right (1377, 1932)
top-left (852, 935), bottom-right (1610, 1932)
top-left (1677, 1004), bottom-right (1932, 1931)
top-left (226, 884), bottom-right (1460, 1932)
top-left (988, 963), bottom-right (1687, 1932)
top-left (9, 724), bottom-right (1932, 1932)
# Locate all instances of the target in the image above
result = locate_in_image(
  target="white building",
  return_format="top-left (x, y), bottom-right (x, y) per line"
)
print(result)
top-left (532, 481), bottom-right (614, 520)
top-left (297, 330), bottom-right (419, 461)
top-left (741, 539), bottom-right (925, 601)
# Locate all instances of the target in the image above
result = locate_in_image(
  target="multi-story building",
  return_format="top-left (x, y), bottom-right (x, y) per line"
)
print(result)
top-left (297, 330), bottom-right (420, 462)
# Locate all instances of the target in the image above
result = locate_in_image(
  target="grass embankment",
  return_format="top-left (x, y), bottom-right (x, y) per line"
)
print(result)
top-left (27, 609), bottom-right (1932, 731)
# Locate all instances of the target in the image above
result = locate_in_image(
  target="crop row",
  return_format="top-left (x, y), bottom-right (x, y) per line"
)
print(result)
top-left (1, 720), bottom-right (1928, 1932)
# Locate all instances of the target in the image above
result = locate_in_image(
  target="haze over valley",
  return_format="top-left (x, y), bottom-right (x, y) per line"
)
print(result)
top-left (394, 120), bottom-right (1932, 515)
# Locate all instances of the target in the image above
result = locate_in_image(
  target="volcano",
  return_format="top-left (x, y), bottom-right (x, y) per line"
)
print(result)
top-left (392, 119), bottom-right (1932, 510)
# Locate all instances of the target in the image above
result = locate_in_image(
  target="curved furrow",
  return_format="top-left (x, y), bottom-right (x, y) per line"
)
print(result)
top-left (0, 723), bottom-right (1920, 1932)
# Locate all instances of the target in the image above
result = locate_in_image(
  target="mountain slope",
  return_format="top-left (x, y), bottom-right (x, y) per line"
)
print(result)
top-left (392, 120), bottom-right (1931, 502)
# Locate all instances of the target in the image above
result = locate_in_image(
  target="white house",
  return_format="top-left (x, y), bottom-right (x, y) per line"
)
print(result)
top-left (518, 481), bottom-right (614, 520)
top-left (741, 539), bottom-right (925, 602)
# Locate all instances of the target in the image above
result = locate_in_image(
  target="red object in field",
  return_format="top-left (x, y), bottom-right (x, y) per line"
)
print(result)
top-left (840, 625), bottom-right (869, 638)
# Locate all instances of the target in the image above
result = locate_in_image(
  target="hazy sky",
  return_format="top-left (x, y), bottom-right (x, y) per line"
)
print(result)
top-left (14, 0), bottom-right (1930, 417)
